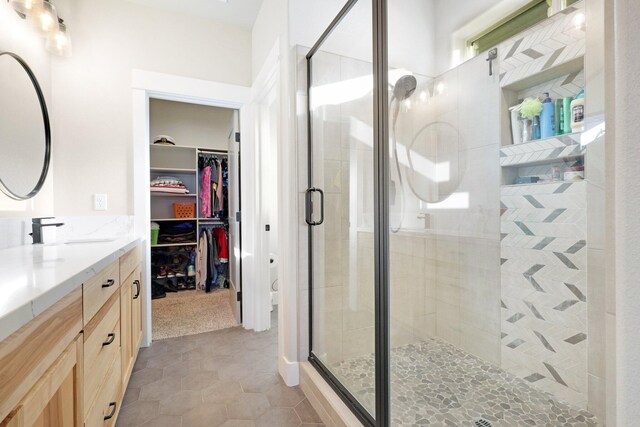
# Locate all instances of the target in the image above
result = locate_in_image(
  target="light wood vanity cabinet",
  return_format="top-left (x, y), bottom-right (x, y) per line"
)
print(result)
top-left (120, 244), bottom-right (142, 386)
top-left (0, 243), bottom-right (143, 427)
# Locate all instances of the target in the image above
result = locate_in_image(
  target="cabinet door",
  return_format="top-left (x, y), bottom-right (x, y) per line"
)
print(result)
top-left (131, 267), bottom-right (143, 353)
top-left (120, 276), bottom-right (133, 385)
top-left (6, 335), bottom-right (83, 427)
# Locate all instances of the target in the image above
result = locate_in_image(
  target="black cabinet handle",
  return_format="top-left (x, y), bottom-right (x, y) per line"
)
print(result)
top-left (102, 333), bottom-right (115, 346)
top-left (104, 402), bottom-right (116, 420)
top-left (133, 279), bottom-right (140, 299)
top-left (102, 279), bottom-right (115, 288)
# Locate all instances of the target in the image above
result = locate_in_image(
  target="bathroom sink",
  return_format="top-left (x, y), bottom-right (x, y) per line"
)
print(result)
top-left (64, 238), bottom-right (117, 244)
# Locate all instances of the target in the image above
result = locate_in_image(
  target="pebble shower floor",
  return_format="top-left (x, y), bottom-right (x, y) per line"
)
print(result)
top-left (331, 337), bottom-right (599, 426)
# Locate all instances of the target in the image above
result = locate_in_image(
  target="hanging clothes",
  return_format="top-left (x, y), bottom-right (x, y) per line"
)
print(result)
top-left (210, 159), bottom-right (218, 216)
top-left (196, 230), bottom-right (208, 290)
top-left (212, 227), bottom-right (228, 263)
top-left (216, 163), bottom-right (224, 216)
top-left (200, 166), bottom-right (212, 218)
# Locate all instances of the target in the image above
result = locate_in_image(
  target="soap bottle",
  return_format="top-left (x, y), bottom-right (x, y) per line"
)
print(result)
top-left (540, 92), bottom-right (555, 138)
top-left (555, 100), bottom-right (563, 135)
top-left (570, 89), bottom-right (585, 132)
top-left (563, 96), bottom-right (573, 134)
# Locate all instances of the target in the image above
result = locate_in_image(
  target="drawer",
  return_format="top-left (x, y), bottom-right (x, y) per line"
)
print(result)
top-left (85, 351), bottom-right (121, 427)
top-left (119, 245), bottom-right (141, 283)
top-left (83, 260), bottom-right (120, 326)
top-left (83, 292), bottom-right (120, 415)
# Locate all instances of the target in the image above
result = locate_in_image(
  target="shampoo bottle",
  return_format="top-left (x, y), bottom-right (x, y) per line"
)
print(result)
top-left (563, 97), bottom-right (573, 134)
top-left (570, 89), bottom-right (585, 132)
top-left (555, 100), bottom-right (563, 135)
top-left (540, 92), bottom-right (555, 138)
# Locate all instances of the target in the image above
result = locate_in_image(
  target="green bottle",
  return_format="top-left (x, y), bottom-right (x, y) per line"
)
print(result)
top-left (555, 100), bottom-right (563, 135)
top-left (563, 97), bottom-right (573, 134)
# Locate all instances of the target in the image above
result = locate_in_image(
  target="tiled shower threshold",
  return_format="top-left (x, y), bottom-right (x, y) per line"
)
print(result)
top-left (331, 338), bottom-right (598, 426)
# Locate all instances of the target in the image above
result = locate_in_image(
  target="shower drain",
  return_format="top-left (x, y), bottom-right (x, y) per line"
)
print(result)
top-left (474, 419), bottom-right (493, 427)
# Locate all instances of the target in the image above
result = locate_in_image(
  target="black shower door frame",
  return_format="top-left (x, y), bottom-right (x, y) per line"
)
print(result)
top-left (305, 1), bottom-right (391, 426)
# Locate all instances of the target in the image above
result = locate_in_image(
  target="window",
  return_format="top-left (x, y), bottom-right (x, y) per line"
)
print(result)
top-left (468, 0), bottom-right (551, 53)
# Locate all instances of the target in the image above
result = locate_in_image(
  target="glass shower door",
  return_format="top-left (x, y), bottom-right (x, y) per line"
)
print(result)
top-left (306, 0), bottom-right (377, 423)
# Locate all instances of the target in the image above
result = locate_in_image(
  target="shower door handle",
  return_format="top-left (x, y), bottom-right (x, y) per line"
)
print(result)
top-left (305, 187), bottom-right (324, 226)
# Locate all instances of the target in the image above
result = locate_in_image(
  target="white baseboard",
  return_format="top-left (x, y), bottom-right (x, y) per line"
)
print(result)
top-left (279, 354), bottom-right (300, 386)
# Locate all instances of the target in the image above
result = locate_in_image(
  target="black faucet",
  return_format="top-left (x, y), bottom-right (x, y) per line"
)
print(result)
top-left (30, 217), bottom-right (65, 244)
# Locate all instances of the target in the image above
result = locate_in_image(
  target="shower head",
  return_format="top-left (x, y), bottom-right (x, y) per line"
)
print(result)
top-left (393, 74), bottom-right (417, 101)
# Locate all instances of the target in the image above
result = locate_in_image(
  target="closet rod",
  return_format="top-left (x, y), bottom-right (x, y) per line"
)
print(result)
top-left (198, 148), bottom-right (228, 154)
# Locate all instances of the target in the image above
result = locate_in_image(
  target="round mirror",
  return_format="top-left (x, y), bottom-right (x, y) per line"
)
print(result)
top-left (0, 51), bottom-right (51, 200)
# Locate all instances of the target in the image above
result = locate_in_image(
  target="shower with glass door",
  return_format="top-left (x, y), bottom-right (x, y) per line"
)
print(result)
top-left (304, 0), bottom-right (604, 426)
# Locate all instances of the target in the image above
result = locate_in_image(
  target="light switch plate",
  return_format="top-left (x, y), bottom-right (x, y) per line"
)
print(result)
top-left (94, 194), bottom-right (108, 211)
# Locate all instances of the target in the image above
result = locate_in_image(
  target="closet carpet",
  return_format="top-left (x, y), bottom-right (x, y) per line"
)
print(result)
top-left (152, 289), bottom-right (237, 340)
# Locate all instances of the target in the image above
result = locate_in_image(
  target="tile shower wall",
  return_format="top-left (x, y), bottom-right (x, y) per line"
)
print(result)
top-left (298, 48), bottom-right (503, 368)
top-left (500, 181), bottom-right (587, 407)
top-left (498, 3), bottom-right (586, 88)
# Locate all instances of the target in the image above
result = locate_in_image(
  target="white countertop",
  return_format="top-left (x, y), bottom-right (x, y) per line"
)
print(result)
top-left (0, 236), bottom-right (142, 342)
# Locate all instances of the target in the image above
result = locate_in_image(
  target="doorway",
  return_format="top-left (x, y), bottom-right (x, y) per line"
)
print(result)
top-left (147, 99), bottom-right (242, 340)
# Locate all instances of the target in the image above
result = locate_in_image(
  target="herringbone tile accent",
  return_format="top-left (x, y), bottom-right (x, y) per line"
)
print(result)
top-left (498, 3), bottom-right (586, 88)
top-left (500, 181), bottom-right (587, 408)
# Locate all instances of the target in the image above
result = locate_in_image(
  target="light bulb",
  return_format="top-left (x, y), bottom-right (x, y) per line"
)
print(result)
top-left (31, 0), bottom-right (58, 35)
top-left (9, 0), bottom-right (44, 18)
top-left (46, 18), bottom-right (72, 56)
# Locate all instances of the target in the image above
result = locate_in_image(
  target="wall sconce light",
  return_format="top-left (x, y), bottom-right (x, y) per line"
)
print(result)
top-left (32, 0), bottom-right (57, 34)
top-left (45, 18), bottom-right (71, 56)
top-left (6, 0), bottom-right (71, 56)
top-left (8, 0), bottom-right (41, 18)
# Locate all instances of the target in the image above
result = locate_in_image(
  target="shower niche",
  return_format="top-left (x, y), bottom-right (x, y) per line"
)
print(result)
top-left (498, 1), bottom-right (595, 410)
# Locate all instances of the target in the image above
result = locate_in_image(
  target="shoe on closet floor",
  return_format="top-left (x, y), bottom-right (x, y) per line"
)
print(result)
top-left (151, 281), bottom-right (167, 299)
top-left (163, 279), bottom-right (179, 293)
top-left (176, 278), bottom-right (188, 291)
top-left (157, 266), bottom-right (168, 279)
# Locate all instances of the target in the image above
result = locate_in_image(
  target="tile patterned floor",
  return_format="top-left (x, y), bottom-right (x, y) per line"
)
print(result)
top-left (117, 312), bottom-right (324, 427)
top-left (332, 338), bottom-right (599, 427)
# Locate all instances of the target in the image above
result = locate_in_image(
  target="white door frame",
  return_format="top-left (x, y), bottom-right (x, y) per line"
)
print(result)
top-left (252, 39), bottom-right (301, 386)
top-left (131, 70), bottom-right (256, 346)
top-left (252, 46), bottom-right (280, 334)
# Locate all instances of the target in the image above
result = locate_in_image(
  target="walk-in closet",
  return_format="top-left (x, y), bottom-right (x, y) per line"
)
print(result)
top-left (148, 99), bottom-right (241, 340)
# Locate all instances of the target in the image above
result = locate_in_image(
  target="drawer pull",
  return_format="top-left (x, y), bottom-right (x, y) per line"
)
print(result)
top-left (102, 279), bottom-right (115, 288)
top-left (102, 333), bottom-right (116, 346)
top-left (104, 402), bottom-right (117, 420)
top-left (133, 279), bottom-right (141, 299)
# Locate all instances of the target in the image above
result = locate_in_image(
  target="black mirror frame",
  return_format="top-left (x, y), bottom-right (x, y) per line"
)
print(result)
top-left (0, 51), bottom-right (51, 201)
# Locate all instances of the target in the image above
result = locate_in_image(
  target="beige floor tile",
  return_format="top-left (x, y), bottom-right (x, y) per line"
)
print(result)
top-left (255, 407), bottom-right (301, 427)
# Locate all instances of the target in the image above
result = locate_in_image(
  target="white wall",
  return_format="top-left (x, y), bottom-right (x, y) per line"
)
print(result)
top-left (251, 0), bottom-right (287, 81)
top-left (433, 0), bottom-right (499, 74)
top-left (290, 0), bottom-right (436, 76)
top-left (149, 99), bottom-right (234, 150)
top-left (50, 0), bottom-right (252, 216)
top-left (0, 3), bottom-right (55, 217)
top-left (614, 0), bottom-right (640, 423)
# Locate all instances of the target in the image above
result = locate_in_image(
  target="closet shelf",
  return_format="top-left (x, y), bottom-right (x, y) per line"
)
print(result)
top-left (151, 218), bottom-right (197, 222)
top-left (150, 193), bottom-right (197, 198)
top-left (151, 242), bottom-right (197, 248)
top-left (150, 167), bottom-right (197, 174)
